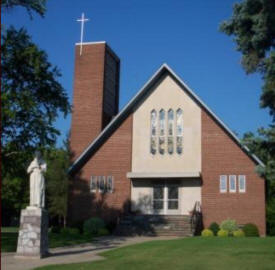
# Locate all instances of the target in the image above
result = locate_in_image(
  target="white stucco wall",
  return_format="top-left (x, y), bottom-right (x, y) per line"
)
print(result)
top-left (132, 74), bottom-right (201, 173)
top-left (131, 179), bottom-right (201, 215)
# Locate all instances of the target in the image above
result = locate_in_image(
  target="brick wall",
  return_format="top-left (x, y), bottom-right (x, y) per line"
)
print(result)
top-left (201, 109), bottom-right (266, 236)
top-left (68, 114), bottom-right (133, 225)
top-left (70, 43), bottom-right (106, 161)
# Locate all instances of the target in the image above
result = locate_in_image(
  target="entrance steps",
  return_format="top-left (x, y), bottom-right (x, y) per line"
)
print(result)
top-left (115, 215), bottom-right (193, 237)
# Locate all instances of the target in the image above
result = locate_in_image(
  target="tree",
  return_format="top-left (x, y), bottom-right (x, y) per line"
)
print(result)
top-left (220, 0), bottom-right (275, 118)
top-left (1, 1), bottom-right (71, 225)
top-left (2, 0), bottom-right (46, 17)
top-left (2, 27), bottom-right (70, 157)
top-left (45, 138), bottom-right (71, 227)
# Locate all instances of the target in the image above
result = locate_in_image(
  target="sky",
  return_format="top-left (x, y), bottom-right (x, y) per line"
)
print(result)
top-left (2, 0), bottom-right (271, 146)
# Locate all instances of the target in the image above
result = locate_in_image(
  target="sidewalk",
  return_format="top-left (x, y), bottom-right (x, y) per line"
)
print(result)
top-left (1, 236), bottom-right (179, 270)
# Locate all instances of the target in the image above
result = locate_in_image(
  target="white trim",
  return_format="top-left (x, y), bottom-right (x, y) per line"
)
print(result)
top-left (127, 171), bottom-right (200, 178)
top-left (229, 175), bottom-right (237, 193)
top-left (75, 41), bottom-right (106, 45)
top-left (220, 175), bottom-right (227, 193)
top-left (238, 175), bottom-right (246, 193)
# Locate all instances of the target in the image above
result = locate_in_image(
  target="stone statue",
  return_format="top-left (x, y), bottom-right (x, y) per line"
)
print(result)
top-left (27, 151), bottom-right (47, 208)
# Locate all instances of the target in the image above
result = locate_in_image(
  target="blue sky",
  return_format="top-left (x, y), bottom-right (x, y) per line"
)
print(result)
top-left (2, 0), bottom-right (271, 146)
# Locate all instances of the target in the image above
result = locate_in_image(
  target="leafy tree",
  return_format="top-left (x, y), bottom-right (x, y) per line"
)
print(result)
top-left (2, 0), bottom-right (46, 17)
top-left (45, 138), bottom-right (71, 227)
top-left (220, 0), bottom-right (275, 118)
top-left (1, 1), bottom-right (71, 224)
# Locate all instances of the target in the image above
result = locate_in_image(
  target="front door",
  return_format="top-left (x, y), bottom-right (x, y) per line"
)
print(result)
top-left (153, 181), bottom-right (180, 215)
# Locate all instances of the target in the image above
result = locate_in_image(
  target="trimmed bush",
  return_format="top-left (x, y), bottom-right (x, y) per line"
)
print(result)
top-left (217, 229), bottom-right (229, 237)
top-left (83, 217), bottom-right (106, 236)
top-left (201, 229), bottom-right (214, 237)
top-left (233, 229), bottom-right (245, 237)
top-left (208, 222), bottom-right (220, 236)
top-left (243, 223), bottom-right (259, 237)
top-left (60, 227), bottom-right (80, 235)
top-left (220, 219), bottom-right (238, 235)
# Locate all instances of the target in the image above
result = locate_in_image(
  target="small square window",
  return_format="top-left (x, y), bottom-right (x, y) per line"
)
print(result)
top-left (238, 175), bottom-right (246, 193)
top-left (90, 176), bottom-right (97, 193)
top-left (220, 175), bottom-right (227, 193)
top-left (98, 176), bottom-right (105, 193)
top-left (229, 175), bottom-right (236, 193)
top-left (107, 176), bottom-right (114, 193)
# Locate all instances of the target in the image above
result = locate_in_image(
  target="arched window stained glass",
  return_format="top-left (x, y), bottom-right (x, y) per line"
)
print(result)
top-left (176, 109), bottom-right (183, 154)
top-left (150, 110), bottom-right (157, 154)
top-left (159, 109), bottom-right (165, 154)
top-left (167, 109), bottom-right (174, 154)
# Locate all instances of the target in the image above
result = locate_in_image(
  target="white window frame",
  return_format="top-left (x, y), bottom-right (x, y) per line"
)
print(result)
top-left (229, 175), bottom-right (237, 193)
top-left (90, 176), bottom-right (97, 193)
top-left (219, 175), bottom-right (227, 193)
top-left (238, 175), bottom-right (246, 193)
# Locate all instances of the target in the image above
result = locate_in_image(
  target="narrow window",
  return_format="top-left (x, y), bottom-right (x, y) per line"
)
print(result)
top-left (90, 176), bottom-right (97, 193)
top-left (150, 110), bottom-right (157, 154)
top-left (220, 175), bottom-right (227, 193)
top-left (107, 176), bottom-right (113, 193)
top-left (238, 175), bottom-right (246, 193)
top-left (176, 109), bottom-right (183, 154)
top-left (159, 109), bottom-right (165, 154)
top-left (167, 109), bottom-right (174, 154)
top-left (229, 175), bottom-right (236, 193)
top-left (98, 176), bottom-right (105, 193)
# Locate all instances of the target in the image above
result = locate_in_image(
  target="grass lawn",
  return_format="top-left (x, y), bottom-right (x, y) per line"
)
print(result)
top-left (34, 237), bottom-right (275, 270)
top-left (1, 227), bottom-right (93, 252)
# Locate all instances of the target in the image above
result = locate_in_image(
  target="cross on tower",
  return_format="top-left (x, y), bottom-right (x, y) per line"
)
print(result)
top-left (77, 13), bottom-right (89, 56)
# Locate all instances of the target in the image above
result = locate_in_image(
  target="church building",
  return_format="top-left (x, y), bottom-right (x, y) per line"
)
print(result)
top-left (68, 41), bottom-right (266, 236)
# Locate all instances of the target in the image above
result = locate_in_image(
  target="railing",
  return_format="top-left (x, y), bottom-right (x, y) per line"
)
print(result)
top-left (190, 201), bottom-right (203, 235)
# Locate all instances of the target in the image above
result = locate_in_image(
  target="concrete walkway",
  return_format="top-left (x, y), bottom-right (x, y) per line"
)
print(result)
top-left (1, 236), bottom-right (179, 270)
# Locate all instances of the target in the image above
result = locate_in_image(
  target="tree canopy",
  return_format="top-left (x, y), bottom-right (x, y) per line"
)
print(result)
top-left (2, 0), bottom-right (46, 17)
top-left (220, 0), bottom-right (275, 118)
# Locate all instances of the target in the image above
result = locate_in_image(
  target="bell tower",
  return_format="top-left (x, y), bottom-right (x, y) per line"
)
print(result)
top-left (70, 42), bottom-right (120, 161)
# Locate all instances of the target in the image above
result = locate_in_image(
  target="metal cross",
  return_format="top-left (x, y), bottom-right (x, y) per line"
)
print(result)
top-left (77, 13), bottom-right (89, 55)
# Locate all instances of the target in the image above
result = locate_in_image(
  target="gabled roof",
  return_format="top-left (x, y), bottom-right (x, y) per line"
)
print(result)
top-left (68, 63), bottom-right (264, 175)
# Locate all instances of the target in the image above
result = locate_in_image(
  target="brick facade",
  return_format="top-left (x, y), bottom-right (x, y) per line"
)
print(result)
top-left (68, 114), bottom-right (133, 225)
top-left (201, 109), bottom-right (266, 236)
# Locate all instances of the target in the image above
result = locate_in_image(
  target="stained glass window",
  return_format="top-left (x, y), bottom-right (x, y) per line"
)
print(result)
top-left (176, 109), bottom-right (183, 154)
top-left (150, 110), bottom-right (157, 154)
top-left (168, 109), bottom-right (174, 154)
top-left (159, 109), bottom-right (165, 154)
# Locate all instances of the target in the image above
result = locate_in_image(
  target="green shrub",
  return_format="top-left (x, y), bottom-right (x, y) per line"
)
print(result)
top-left (83, 217), bottom-right (106, 236)
top-left (217, 229), bottom-right (229, 237)
top-left (242, 223), bottom-right (259, 237)
top-left (51, 226), bottom-right (61, 233)
top-left (220, 219), bottom-right (238, 235)
top-left (97, 228), bottom-right (109, 236)
top-left (201, 229), bottom-right (214, 237)
top-left (233, 229), bottom-right (245, 237)
top-left (60, 227), bottom-right (80, 235)
top-left (208, 222), bottom-right (220, 236)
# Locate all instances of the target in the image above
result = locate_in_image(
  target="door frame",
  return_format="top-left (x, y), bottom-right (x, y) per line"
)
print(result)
top-left (152, 180), bottom-right (181, 215)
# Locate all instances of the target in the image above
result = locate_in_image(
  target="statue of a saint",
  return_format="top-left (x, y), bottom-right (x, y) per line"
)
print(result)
top-left (27, 151), bottom-right (47, 208)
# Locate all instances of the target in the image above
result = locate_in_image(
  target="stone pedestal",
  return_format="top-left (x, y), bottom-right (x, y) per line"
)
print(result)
top-left (16, 207), bottom-right (48, 258)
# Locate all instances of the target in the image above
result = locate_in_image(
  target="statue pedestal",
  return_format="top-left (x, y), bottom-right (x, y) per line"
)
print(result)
top-left (16, 207), bottom-right (48, 258)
